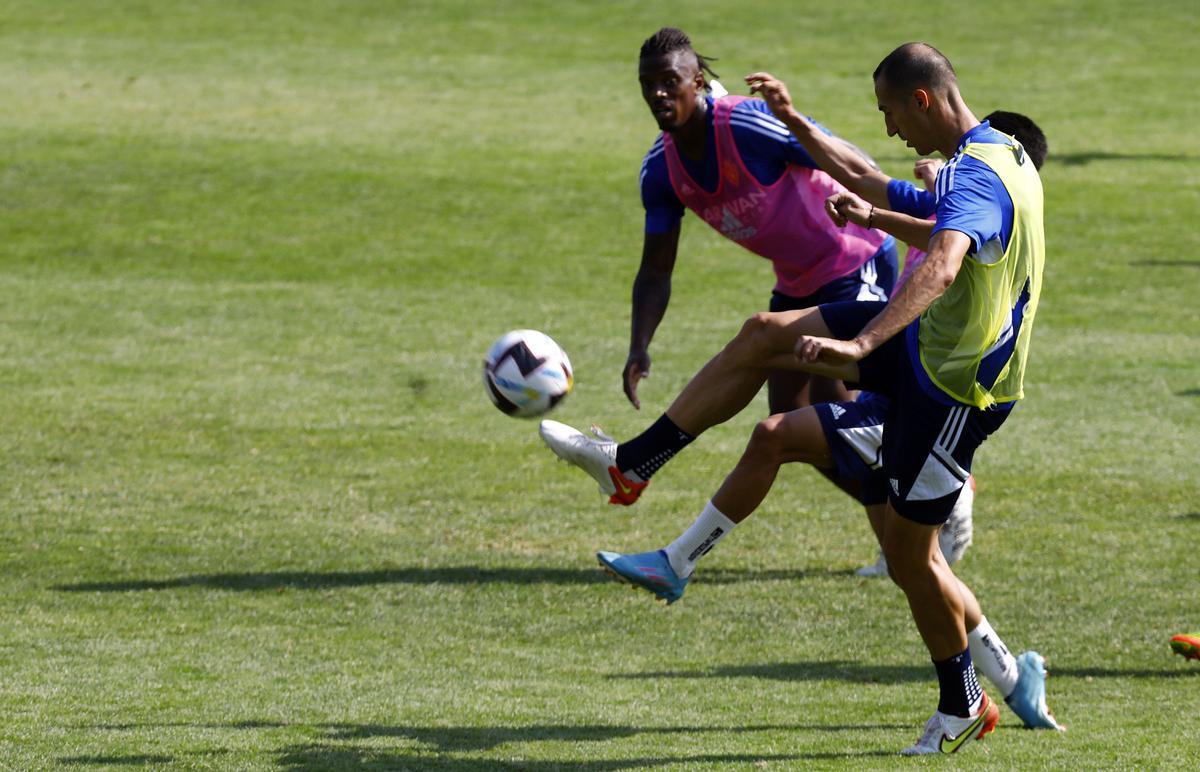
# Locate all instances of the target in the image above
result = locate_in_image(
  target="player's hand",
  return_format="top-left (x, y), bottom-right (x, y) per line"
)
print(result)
top-left (825, 192), bottom-right (871, 228)
top-left (744, 72), bottom-right (797, 123)
top-left (622, 350), bottom-right (652, 409)
top-left (795, 335), bottom-right (867, 365)
top-left (913, 158), bottom-right (944, 193)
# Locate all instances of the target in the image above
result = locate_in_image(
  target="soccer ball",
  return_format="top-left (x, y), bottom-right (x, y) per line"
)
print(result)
top-left (483, 330), bottom-right (574, 418)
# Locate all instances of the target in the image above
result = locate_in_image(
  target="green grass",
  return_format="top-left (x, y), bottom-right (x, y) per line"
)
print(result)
top-left (1, 0), bottom-right (1198, 768)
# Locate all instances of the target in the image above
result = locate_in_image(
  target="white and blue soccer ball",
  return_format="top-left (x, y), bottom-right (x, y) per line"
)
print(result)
top-left (483, 329), bottom-right (573, 418)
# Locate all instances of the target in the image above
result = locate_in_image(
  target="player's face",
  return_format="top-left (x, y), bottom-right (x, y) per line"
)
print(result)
top-left (639, 52), bottom-right (705, 132)
top-left (875, 78), bottom-right (936, 155)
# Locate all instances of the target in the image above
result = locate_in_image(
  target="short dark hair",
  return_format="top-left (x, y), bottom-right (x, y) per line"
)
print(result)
top-left (984, 110), bottom-right (1048, 170)
top-left (873, 42), bottom-right (956, 96)
top-left (639, 27), bottom-right (720, 85)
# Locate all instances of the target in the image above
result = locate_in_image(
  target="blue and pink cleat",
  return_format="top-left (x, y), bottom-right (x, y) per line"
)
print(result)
top-left (1005, 651), bottom-right (1064, 730)
top-left (597, 549), bottom-right (688, 604)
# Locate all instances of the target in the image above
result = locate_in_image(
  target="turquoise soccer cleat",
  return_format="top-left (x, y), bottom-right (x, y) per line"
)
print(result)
top-left (597, 549), bottom-right (688, 604)
top-left (1005, 651), bottom-right (1064, 730)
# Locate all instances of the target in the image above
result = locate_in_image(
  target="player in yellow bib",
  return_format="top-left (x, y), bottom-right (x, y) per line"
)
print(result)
top-left (540, 42), bottom-right (1058, 755)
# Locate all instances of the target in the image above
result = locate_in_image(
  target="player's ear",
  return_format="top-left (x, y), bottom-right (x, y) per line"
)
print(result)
top-left (913, 88), bottom-right (931, 110)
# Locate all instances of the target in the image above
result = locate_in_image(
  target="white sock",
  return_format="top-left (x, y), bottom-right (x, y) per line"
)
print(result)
top-left (663, 501), bottom-right (736, 578)
top-left (967, 616), bottom-right (1020, 698)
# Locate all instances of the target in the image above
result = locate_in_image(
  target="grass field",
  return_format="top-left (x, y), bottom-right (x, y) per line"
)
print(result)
top-left (1, 1), bottom-right (1198, 768)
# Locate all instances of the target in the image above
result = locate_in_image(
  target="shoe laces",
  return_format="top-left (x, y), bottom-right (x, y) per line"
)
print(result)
top-left (911, 713), bottom-right (942, 750)
top-left (588, 424), bottom-right (616, 443)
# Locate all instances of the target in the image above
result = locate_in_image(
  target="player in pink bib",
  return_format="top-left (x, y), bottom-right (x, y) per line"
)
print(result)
top-left (628, 28), bottom-right (898, 416)
top-left (661, 95), bottom-right (886, 302)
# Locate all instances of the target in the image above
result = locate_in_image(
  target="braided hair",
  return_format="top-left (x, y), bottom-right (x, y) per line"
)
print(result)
top-left (639, 27), bottom-right (720, 88)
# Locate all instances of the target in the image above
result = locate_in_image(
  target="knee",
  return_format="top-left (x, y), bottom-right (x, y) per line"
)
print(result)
top-left (747, 414), bottom-right (788, 462)
top-left (740, 311), bottom-right (773, 335)
top-left (731, 312), bottom-right (777, 359)
top-left (882, 534), bottom-right (934, 587)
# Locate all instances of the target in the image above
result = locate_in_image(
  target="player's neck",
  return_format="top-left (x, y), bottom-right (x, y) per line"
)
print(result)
top-left (671, 96), bottom-right (709, 160)
top-left (936, 96), bottom-right (980, 157)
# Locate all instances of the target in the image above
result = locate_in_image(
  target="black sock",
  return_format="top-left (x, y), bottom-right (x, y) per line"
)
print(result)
top-left (615, 414), bottom-right (694, 482)
top-left (933, 648), bottom-right (982, 718)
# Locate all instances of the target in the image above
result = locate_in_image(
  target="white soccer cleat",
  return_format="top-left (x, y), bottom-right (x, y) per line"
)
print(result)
top-left (859, 475), bottom-right (975, 577)
top-left (856, 550), bottom-right (889, 577)
top-left (939, 475), bottom-right (976, 565)
top-left (539, 420), bottom-right (617, 495)
top-left (539, 420), bottom-right (648, 505)
top-left (900, 692), bottom-right (999, 755)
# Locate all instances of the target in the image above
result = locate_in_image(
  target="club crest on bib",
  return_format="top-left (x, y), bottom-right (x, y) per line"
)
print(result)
top-left (721, 159), bottom-right (741, 185)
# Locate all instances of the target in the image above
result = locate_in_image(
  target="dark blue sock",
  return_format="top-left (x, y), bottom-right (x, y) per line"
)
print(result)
top-left (615, 414), bottom-right (694, 481)
top-left (933, 648), bottom-right (982, 718)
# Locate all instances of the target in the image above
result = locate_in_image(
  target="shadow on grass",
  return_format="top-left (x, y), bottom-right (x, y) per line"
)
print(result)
top-left (612, 660), bottom-right (1200, 684)
top-left (610, 660), bottom-right (930, 684)
top-left (1173, 512), bottom-right (1200, 520)
top-left (311, 722), bottom-right (911, 751)
top-left (274, 745), bottom-right (893, 769)
top-left (1175, 388), bottom-right (1200, 397)
top-left (52, 566), bottom-right (851, 593)
top-left (59, 755), bottom-right (174, 766)
top-left (80, 721), bottom-right (898, 765)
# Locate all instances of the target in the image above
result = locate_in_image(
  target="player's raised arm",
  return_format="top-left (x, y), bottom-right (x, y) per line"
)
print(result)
top-left (745, 71), bottom-right (892, 208)
top-left (625, 227), bottom-right (680, 409)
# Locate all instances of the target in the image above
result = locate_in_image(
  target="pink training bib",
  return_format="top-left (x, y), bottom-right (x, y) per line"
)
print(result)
top-left (663, 96), bottom-right (887, 297)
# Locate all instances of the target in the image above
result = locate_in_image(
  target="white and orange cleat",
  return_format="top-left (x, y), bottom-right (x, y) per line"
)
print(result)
top-left (539, 420), bottom-right (647, 505)
top-left (901, 691), bottom-right (1000, 755)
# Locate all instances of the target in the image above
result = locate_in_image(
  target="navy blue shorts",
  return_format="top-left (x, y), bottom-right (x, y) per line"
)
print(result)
top-left (814, 392), bottom-right (890, 506)
top-left (817, 300), bottom-right (1013, 525)
top-left (769, 238), bottom-right (898, 312)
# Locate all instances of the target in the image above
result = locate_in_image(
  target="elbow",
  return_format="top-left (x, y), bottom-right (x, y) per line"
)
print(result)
top-left (842, 171), bottom-right (870, 194)
top-left (933, 266), bottom-right (957, 294)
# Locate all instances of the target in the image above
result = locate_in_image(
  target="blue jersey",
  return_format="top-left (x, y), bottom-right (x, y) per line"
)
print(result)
top-left (640, 96), bottom-right (832, 234)
top-left (905, 121), bottom-right (1027, 407)
top-left (887, 179), bottom-right (937, 219)
top-left (930, 121), bottom-right (1015, 257)
top-left (886, 121), bottom-right (1016, 258)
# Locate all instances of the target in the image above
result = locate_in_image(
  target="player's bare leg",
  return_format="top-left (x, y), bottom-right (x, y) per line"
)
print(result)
top-left (880, 503), bottom-right (1001, 754)
top-left (883, 504), bottom-right (1063, 730)
top-left (598, 407), bottom-right (833, 601)
top-left (709, 408), bottom-right (833, 521)
top-left (883, 505), bottom-right (968, 657)
top-left (665, 308), bottom-right (857, 436)
top-left (767, 370), bottom-right (853, 414)
top-left (541, 307), bottom-right (853, 505)
top-left (769, 369), bottom-right (864, 508)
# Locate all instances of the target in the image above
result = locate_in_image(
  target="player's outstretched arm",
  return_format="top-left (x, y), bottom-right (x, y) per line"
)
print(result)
top-left (625, 228), bottom-right (680, 409)
top-left (795, 229), bottom-right (969, 366)
top-left (827, 192), bottom-right (936, 251)
top-left (745, 72), bottom-right (892, 208)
